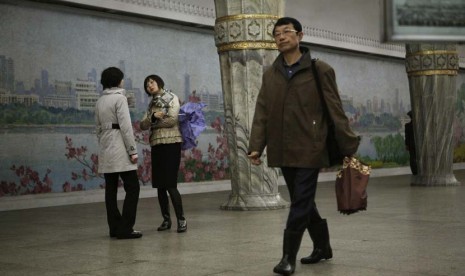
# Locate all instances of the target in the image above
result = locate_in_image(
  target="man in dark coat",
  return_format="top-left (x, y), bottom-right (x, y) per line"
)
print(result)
top-left (248, 17), bottom-right (359, 275)
top-left (405, 111), bottom-right (417, 175)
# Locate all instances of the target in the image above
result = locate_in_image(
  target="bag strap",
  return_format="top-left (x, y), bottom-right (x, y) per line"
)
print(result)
top-left (311, 58), bottom-right (332, 123)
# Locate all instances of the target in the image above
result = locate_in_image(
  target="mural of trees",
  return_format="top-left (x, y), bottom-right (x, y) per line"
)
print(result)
top-left (0, 103), bottom-right (94, 125)
top-left (371, 133), bottom-right (409, 167)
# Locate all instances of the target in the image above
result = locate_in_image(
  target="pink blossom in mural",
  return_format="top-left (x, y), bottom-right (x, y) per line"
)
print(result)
top-left (63, 135), bottom-right (101, 191)
top-left (0, 166), bottom-right (52, 196)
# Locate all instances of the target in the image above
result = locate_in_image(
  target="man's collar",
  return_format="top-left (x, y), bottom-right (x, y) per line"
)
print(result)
top-left (280, 47), bottom-right (309, 66)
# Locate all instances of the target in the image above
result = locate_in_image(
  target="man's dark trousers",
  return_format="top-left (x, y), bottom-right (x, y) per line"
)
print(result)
top-left (281, 167), bottom-right (322, 231)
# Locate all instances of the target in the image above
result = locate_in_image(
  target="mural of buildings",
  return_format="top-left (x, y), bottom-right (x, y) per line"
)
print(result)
top-left (0, 55), bottom-right (14, 93)
top-left (0, 55), bottom-right (145, 111)
top-left (0, 54), bottom-right (212, 112)
top-left (125, 89), bottom-right (137, 109)
top-left (43, 80), bottom-right (73, 109)
top-left (75, 79), bottom-right (99, 111)
top-left (197, 88), bottom-right (224, 111)
top-left (0, 89), bottom-right (39, 106)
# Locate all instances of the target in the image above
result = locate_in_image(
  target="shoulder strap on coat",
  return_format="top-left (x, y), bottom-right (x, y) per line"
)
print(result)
top-left (311, 58), bottom-right (327, 114)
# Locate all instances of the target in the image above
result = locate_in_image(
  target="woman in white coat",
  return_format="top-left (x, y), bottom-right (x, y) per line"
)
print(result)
top-left (95, 67), bottom-right (142, 239)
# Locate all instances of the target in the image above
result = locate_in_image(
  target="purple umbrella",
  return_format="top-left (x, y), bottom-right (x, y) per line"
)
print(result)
top-left (178, 102), bottom-right (207, 150)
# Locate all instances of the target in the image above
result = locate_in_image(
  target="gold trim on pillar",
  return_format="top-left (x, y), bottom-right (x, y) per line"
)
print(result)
top-left (215, 13), bottom-right (280, 52)
top-left (408, 70), bottom-right (458, 77)
top-left (217, 41), bottom-right (277, 52)
top-left (406, 50), bottom-right (457, 57)
top-left (405, 49), bottom-right (459, 76)
top-left (215, 14), bottom-right (280, 24)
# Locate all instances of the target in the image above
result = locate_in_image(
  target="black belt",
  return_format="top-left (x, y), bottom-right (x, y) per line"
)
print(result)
top-left (112, 124), bottom-right (120, 129)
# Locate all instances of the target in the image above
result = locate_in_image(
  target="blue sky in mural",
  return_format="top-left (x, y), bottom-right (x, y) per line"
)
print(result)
top-left (0, 3), bottom-right (222, 101)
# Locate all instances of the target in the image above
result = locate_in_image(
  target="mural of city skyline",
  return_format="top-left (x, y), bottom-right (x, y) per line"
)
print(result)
top-left (0, 55), bottom-right (224, 113)
top-left (311, 49), bottom-right (411, 121)
top-left (1, 50), bottom-right (409, 125)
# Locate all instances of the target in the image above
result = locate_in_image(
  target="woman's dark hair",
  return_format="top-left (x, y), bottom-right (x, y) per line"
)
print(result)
top-left (143, 74), bottom-right (165, 96)
top-left (273, 17), bottom-right (303, 34)
top-left (100, 67), bottom-right (124, 89)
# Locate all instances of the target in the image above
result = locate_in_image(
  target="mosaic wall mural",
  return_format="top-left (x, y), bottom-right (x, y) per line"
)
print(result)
top-left (1, 2), bottom-right (464, 196)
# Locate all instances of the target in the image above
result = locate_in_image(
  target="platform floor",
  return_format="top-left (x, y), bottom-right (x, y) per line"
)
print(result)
top-left (1, 171), bottom-right (464, 276)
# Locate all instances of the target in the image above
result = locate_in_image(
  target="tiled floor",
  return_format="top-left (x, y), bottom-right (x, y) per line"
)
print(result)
top-left (0, 170), bottom-right (464, 276)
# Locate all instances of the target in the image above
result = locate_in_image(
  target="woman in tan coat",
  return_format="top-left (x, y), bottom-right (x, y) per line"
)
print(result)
top-left (140, 74), bottom-right (187, 233)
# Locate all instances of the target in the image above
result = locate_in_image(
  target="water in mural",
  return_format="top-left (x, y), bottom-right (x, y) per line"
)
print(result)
top-left (1, 2), bottom-right (464, 196)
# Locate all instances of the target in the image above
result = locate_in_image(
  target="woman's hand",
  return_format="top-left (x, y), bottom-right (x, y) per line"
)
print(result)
top-left (248, 151), bottom-right (262, 165)
top-left (130, 154), bottom-right (138, 164)
top-left (153, 111), bottom-right (165, 119)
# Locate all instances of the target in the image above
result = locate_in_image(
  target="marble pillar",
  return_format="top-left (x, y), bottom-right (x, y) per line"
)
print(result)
top-left (213, 0), bottom-right (289, 210)
top-left (405, 44), bottom-right (460, 186)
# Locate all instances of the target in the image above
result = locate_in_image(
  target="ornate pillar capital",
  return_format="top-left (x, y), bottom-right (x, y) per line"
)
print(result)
top-left (406, 45), bottom-right (459, 77)
top-left (214, 14), bottom-right (278, 52)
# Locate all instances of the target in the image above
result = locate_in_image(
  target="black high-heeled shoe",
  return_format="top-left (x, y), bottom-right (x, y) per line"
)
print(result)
top-left (157, 220), bottom-right (172, 231)
top-left (177, 219), bottom-right (187, 233)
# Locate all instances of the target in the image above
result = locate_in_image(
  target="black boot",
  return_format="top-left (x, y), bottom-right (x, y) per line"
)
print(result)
top-left (177, 219), bottom-right (187, 233)
top-left (170, 189), bottom-right (186, 233)
top-left (273, 229), bottom-right (303, 275)
top-left (157, 202), bottom-right (171, 231)
top-left (300, 219), bottom-right (333, 264)
top-left (157, 218), bottom-right (171, 231)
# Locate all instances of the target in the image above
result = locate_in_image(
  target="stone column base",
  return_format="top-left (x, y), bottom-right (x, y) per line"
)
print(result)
top-left (220, 193), bottom-right (289, 211)
top-left (410, 174), bottom-right (461, 186)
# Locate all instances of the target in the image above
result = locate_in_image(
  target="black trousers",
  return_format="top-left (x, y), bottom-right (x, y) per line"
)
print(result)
top-left (281, 167), bottom-right (322, 232)
top-left (104, 170), bottom-right (140, 235)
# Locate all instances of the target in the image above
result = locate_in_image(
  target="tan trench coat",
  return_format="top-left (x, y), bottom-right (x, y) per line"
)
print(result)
top-left (248, 48), bottom-right (359, 168)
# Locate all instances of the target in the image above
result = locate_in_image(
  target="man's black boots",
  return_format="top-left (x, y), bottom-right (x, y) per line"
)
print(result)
top-left (300, 219), bottom-right (333, 264)
top-left (273, 229), bottom-right (303, 275)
